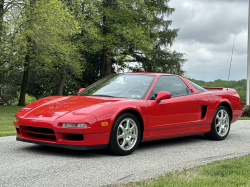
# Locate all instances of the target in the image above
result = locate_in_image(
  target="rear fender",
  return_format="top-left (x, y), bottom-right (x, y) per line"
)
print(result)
top-left (214, 99), bottom-right (233, 120)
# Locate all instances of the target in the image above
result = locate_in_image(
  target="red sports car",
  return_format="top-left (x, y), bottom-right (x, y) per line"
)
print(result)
top-left (14, 73), bottom-right (242, 155)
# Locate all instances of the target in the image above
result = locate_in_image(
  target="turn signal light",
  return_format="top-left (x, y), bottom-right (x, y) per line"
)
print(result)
top-left (101, 122), bottom-right (109, 126)
top-left (62, 123), bottom-right (87, 128)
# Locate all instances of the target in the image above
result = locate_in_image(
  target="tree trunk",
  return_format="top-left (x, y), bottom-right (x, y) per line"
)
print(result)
top-left (0, 0), bottom-right (4, 43)
top-left (100, 47), bottom-right (112, 78)
top-left (0, 0), bottom-right (4, 75)
top-left (57, 64), bottom-right (67, 96)
top-left (18, 0), bottom-right (36, 106)
top-left (18, 54), bottom-right (30, 106)
top-left (100, 0), bottom-right (112, 78)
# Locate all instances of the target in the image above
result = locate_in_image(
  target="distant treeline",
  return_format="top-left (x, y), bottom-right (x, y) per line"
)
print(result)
top-left (189, 78), bottom-right (247, 102)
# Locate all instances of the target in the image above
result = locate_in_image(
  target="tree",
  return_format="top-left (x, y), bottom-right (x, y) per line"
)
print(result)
top-left (5, 0), bottom-right (81, 105)
top-left (0, 0), bottom-right (4, 43)
top-left (64, 0), bottom-right (185, 79)
top-left (79, 0), bottom-right (185, 78)
top-left (0, 0), bottom-right (25, 104)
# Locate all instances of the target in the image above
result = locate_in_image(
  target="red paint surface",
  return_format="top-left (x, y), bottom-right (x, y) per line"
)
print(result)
top-left (14, 73), bottom-right (242, 147)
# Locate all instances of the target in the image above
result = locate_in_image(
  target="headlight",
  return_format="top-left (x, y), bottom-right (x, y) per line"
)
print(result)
top-left (62, 123), bottom-right (87, 128)
top-left (16, 118), bottom-right (19, 122)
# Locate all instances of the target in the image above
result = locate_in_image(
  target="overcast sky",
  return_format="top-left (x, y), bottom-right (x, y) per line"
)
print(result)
top-left (168, 0), bottom-right (248, 81)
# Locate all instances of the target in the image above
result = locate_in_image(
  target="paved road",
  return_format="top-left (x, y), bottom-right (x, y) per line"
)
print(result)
top-left (1, 120), bottom-right (250, 187)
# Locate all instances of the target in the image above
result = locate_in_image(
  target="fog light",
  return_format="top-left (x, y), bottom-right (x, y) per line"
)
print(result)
top-left (62, 123), bottom-right (87, 128)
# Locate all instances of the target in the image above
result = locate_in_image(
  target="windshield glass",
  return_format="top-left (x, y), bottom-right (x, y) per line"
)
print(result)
top-left (79, 74), bottom-right (156, 99)
top-left (187, 79), bottom-right (207, 93)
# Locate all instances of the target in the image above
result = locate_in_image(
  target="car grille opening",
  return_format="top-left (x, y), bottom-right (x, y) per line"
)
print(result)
top-left (66, 134), bottom-right (84, 141)
top-left (30, 133), bottom-right (57, 140)
top-left (21, 126), bottom-right (57, 142)
top-left (28, 126), bottom-right (54, 134)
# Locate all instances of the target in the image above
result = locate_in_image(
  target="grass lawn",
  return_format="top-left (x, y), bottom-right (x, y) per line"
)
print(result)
top-left (239, 117), bottom-right (250, 120)
top-left (0, 105), bottom-right (22, 137)
top-left (119, 154), bottom-right (250, 187)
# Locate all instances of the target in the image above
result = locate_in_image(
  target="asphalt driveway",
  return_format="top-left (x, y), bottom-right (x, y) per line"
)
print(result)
top-left (1, 120), bottom-right (250, 187)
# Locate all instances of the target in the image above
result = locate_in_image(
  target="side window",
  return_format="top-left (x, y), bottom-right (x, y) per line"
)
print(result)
top-left (149, 76), bottom-right (192, 99)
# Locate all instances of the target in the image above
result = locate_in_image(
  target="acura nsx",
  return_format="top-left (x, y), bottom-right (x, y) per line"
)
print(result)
top-left (14, 73), bottom-right (242, 155)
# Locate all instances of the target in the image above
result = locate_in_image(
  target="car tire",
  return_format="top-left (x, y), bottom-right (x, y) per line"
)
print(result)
top-left (108, 112), bottom-right (141, 156)
top-left (205, 106), bottom-right (231, 140)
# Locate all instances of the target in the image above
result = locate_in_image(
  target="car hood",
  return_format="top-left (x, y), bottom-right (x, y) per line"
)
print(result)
top-left (16, 96), bottom-right (120, 120)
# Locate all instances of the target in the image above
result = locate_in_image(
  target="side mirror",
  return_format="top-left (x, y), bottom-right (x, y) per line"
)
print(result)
top-left (78, 88), bottom-right (85, 94)
top-left (155, 91), bottom-right (171, 103)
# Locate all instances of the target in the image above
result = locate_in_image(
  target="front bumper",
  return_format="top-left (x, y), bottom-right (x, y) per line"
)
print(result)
top-left (17, 137), bottom-right (107, 150)
top-left (13, 116), bottom-right (110, 148)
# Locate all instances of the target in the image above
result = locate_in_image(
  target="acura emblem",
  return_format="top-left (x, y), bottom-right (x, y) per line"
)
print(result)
top-left (37, 115), bottom-right (43, 118)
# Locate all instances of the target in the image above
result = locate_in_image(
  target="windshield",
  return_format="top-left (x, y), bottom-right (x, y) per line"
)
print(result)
top-left (79, 74), bottom-right (156, 99)
top-left (187, 79), bottom-right (207, 93)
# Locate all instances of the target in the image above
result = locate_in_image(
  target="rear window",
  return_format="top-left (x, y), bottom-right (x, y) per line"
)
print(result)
top-left (187, 79), bottom-right (207, 93)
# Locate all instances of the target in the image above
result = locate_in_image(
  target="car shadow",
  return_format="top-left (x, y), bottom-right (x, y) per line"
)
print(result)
top-left (18, 134), bottom-right (208, 157)
top-left (19, 144), bottom-right (112, 158)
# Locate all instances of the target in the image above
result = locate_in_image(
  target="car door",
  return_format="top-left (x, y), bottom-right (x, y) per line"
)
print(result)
top-left (147, 75), bottom-right (202, 136)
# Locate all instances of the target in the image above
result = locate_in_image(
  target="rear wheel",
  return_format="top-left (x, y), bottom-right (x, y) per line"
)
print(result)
top-left (108, 113), bottom-right (141, 156)
top-left (205, 106), bottom-right (231, 140)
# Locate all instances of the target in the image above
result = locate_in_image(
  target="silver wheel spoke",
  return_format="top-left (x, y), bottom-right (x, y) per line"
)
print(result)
top-left (119, 124), bottom-right (125, 132)
top-left (218, 127), bottom-right (222, 134)
top-left (222, 127), bottom-right (225, 134)
top-left (216, 123), bottom-right (221, 128)
top-left (220, 111), bottom-right (223, 120)
top-left (222, 115), bottom-right (227, 121)
top-left (126, 120), bottom-right (130, 129)
top-left (121, 139), bottom-right (126, 148)
top-left (127, 139), bottom-right (132, 147)
top-left (130, 125), bottom-right (135, 132)
top-left (130, 134), bottom-right (137, 139)
top-left (118, 133), bottom-right (125, 139)
top-left (216, 114), bottom-right (220, 121)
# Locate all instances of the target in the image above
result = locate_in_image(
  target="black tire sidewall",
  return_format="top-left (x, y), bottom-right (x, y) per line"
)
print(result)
top-left (108, 112), bottom-right (141, 156)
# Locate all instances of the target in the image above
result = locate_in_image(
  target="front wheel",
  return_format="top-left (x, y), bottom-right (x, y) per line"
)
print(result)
top-left (205, 106), bottom-right (231, 140)
top-left (108, 113), bottom-right (141, 156)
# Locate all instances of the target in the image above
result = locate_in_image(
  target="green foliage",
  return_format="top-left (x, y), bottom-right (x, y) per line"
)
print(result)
top-left (0, 0), bottom-right (83, 104)
top-left (25, 94), bottom-right (36, 105)
top-left (10, 0), bottom-right (81, 70)
top-left (1, 0), bottom-right (185, 102)
top-left (189, 78), bottom-right (247, 103)
top-left (26, 62), bottom-right (83, 98)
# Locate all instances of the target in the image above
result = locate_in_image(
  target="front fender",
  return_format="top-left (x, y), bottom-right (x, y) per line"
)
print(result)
top-left (91, 100), bottom-right (147, 133)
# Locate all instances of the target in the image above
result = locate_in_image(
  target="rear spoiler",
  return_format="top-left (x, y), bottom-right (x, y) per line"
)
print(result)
top-left (202, 87), bottom-right (224, 90)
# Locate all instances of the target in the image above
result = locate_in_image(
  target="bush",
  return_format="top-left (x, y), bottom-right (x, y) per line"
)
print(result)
top-left (242, 106), bottom-right (250, 117)
top-left (241, 102), bottom-right (246, 108)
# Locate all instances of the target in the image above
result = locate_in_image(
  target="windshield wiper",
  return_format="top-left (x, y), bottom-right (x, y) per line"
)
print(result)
top-left (90, 94), bottom-right (114, 97)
